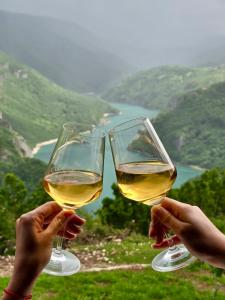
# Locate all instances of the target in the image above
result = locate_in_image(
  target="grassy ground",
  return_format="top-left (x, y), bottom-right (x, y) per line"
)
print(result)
top-left (1, 268), bottom-right (225, 300)
top-left (1, 234), bottom-right (225, 300)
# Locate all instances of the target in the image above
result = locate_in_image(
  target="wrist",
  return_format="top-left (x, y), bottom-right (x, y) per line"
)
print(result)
top-left (5, 259), bottom-right (39, 298)
top-left (2, 288), bottom-right (32, 300)
top-left (6, 278), bottom-right (33, 298)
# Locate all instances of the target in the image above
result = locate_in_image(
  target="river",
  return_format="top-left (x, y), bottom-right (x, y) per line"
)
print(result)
top-left (34, 102), bottom-right (203, 212)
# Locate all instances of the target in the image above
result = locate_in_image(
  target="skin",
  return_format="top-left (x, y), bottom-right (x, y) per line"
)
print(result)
top-left (2, 201), bottom-right (85, 300)
top-left (149, 197), bottom-right (225, 269)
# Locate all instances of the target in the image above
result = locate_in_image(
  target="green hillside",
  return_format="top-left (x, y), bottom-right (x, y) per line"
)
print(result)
top-left (105, 65), bottom-right (225, 109)
top-left (0, 120), bottom-right (46, 191)
top-left (0, 126), bottom-right (20, 161)
top-left (0, 51), bottom-right (116, 146)
top-left (153, 81), bottom-right (225, 168)
top-left (0, 10), bottom-right (128, 93)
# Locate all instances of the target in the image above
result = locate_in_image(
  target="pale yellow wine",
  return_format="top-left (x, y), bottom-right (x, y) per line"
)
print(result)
top-left (43, 170), bottom-right (103, 209)
top-left (116, 161), bottom-right (177, 205)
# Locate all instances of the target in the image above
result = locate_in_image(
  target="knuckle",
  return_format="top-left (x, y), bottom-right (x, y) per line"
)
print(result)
top-left (16, 218), bottom-right (21, 226)
top-left (19, 214), bottom-right (30, 223)
top-left (18, 213), bottom-right (34, 225)
top-left (192, 205), bottom-right (201, 212)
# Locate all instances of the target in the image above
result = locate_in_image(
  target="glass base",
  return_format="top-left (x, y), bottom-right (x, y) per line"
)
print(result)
top-left (43, 248), bottom-right (81, 276)
top-left (151, 244), bottom-right (196, 272)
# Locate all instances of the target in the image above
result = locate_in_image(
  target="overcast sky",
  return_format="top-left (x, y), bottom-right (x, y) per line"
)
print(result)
top-left (1, 0), bottom-right (225, 67)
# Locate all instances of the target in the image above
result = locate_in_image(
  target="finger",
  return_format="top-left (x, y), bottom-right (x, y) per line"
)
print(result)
top-left (66, 214), bottom-right (86, 227)
top-left (43, 222), bottom-right (82, 235)
top-left (161, 197), bottom-right (190, 221)
top-left (44, 210), bottom-right (74, 237)
top-left (44, 213), bottom-right (85, 227)
top-left (149, 205), bottom-right (168, 237)
top-left (149, 223), bottom-right (168, 237)
top-left (149, 222), bottom-right (168, 243)
top-left (151, 235), bottom-right (181, 249)
top-left (43, 223), bottom-right (81, 236)
top-left (57, 231), bottom-right (77, 240)
top-left (65, 223), bottom-right (82, 235)
top-left (31, 201), bottom-right (62, 220)
top-left (151, 205), bottom-right (183, 232)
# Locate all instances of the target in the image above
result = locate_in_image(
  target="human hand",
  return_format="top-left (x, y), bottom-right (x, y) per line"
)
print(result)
top-left (149, 197), bottom-right (225, 268)
top-left (4, 201), bottom-right (85, 298)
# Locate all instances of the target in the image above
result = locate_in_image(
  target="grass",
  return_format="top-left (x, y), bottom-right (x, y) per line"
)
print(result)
top-left (1, 268), bottom-right (225, 300)
top-left (73, 234), bottom-right (158, 265)
top-left (1, 235), bottom-right (224, 300)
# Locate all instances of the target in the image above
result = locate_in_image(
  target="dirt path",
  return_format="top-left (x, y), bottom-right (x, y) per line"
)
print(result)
top-left (0, 255), bottom-right (149, 277)
top-left (0, 256), bottom-right (14, 277)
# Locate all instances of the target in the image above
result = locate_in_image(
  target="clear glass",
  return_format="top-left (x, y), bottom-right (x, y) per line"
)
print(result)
top-left (109, 117), bottom-right (195, 272)
top-left (43, 122), bottom-right (105, 276)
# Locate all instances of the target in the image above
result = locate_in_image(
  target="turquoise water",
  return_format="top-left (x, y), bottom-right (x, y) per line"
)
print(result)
top-left (34, 102), bottom-right (203, 212)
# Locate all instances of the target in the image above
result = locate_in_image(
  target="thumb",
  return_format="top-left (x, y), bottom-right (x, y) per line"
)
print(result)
top-left (45, 210), bottom-right (74, 237)
top-left (152, 205), bottom-right (182, 232)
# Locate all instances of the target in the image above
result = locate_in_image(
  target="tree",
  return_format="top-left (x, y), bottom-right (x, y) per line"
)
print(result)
top-left (98, 184), bottom-right (150, 235)
top-left (0, 173), bottom-right (27, 254)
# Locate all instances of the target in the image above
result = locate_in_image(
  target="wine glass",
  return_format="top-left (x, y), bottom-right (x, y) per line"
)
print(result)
top-left (108, 117), bottom-right (195, 272)
top-left (43, 122), bottom-right (105, 276)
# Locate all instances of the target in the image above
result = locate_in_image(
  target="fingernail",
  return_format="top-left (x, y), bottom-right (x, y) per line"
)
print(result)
top-left (64, 210), bottom-right (74, 218)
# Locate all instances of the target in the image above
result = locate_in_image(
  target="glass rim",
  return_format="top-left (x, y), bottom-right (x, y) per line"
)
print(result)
top-left (62, 121), bottom-right (106, 138)
top-left (108, 116), bottom-right (148, 135)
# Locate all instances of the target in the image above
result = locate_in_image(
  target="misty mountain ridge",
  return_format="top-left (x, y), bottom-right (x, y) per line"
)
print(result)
top-left (1, 0), bottom-right (225, 68)
top-left (0, 10), bottom-right (129, 93)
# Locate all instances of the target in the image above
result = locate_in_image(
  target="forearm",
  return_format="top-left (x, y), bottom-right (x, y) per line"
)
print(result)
top-left (199, 232), bottom-right (225, 269)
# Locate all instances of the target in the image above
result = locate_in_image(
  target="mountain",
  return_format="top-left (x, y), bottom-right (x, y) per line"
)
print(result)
top-left (0, 51), bottom-right (116, 146)
top-left (104, 65), bottom-right (225, 109)
top-left (153, 81), bottom-right (225, 169)
top-left (0, 10), bottom-right (128, 93)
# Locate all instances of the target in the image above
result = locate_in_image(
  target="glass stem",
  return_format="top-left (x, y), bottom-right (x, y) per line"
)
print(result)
top-left (55, 236), bottom-right (64, 254)
top-left (55, 214), bottom-right (69, 254)
top-left (165, 232), bottom-right (176, 251)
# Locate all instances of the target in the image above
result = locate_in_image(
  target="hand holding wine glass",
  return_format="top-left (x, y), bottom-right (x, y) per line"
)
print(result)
top-left (43, 122), bottom-right (105, 276)
top-left (109, 117), bottom-right (195, 271)
top-left (150, 197), bottom-right (225, 269)
top-left (3, 202), bottom-right (85, 299)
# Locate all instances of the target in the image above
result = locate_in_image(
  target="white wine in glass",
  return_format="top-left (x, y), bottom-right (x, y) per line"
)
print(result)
top-left (43, 122), bottom-right (105, 276)
top-left (116, 161), bottom-right (177, 205)
top-left (109, 117), bottom-right (196, 272)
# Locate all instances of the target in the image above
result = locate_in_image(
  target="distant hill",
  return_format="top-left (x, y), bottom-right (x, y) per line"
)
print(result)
top-left (0, 10), bottom-right (129, 93)
top-left (0, 52), bottom-right (116, 146)
top-left (104, 65), bottom-right (225, 109)
top-left (153, 81), bottom-right (225, 168)
top-left (0, 118), bottom-right (46, 191)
